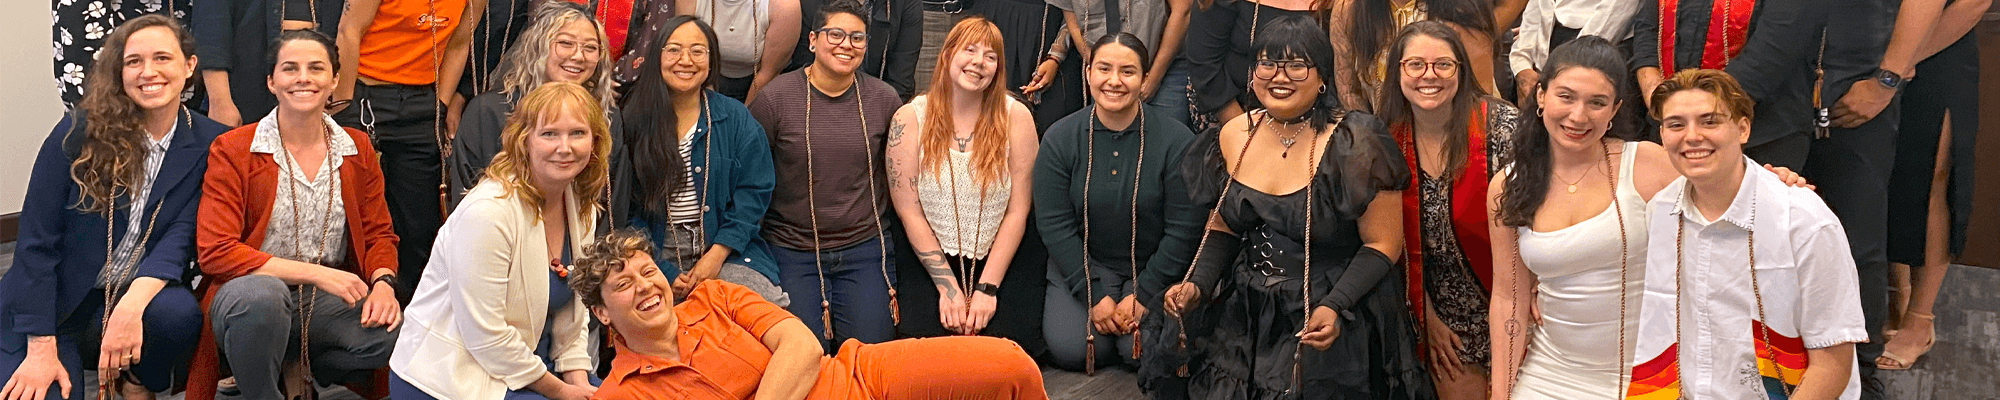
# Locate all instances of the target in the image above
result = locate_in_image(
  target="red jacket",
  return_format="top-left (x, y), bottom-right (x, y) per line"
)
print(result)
top-left (190, 123), bottom-right (398, 400)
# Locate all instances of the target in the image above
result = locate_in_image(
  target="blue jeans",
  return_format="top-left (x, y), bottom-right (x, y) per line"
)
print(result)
top-left (1148, 60), bottom-right (1193, 130)
top-left (771, 235), bottom-right (898, 350)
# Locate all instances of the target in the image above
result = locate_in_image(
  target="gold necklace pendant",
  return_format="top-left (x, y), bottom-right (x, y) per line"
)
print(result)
top-left (1567, 183), bottom-right (1578, 194)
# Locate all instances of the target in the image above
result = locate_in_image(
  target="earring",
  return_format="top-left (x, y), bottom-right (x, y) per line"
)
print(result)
top-left (1537, 107), bottom-right (1545, 117)
top-left (1320, 83), bottom-right (1328, 94)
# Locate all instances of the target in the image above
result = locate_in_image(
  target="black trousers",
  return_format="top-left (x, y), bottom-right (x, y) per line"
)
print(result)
top-left (894, 221), bottom-right (1048, 358)
top-left (1801, 94), bottom-right (1901, 399)
top-left (333, 83), bottom-right (445, 304)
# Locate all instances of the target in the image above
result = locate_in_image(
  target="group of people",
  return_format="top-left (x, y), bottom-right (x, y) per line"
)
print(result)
top-left (5, 0), bottom-right (1984, 399)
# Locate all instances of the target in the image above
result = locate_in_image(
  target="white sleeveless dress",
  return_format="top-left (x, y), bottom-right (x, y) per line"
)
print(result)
top-left (1511, 141), bottom-right (1649, 399)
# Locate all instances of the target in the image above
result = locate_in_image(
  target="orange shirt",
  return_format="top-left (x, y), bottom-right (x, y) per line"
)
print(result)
top-left (357, 0), bottom-right (468, 85)
top-left (595, 281), bottom-right (1045, 400)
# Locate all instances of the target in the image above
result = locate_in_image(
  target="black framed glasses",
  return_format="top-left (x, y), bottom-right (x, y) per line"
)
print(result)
top-left (1254, 59), bottom-right (1315, 81)
top-left (1399, 58), bottom-right (1459, 78)
top-left (816, 28), bottom-right (869, 47)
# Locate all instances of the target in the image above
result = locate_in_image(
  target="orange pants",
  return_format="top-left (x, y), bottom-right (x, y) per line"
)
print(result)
top-left (812, 336), bottom-right (1049, 400)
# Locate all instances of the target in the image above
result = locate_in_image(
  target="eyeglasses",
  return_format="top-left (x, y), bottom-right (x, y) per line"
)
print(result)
top-left (662, 45), bottom-right (710, 63)
top-left (1253, 59), bottom-right (1315, 81)
top-left (816, 28), bottom-right (869, 47)
top-left (1399, 58), bottom-right (1458, 78)
top-left (553, 39), bottom-right (603, 58)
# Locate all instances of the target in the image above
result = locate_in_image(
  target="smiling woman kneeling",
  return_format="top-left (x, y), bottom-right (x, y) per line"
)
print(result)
top-left (572, 229), bottom-right (1049, 400)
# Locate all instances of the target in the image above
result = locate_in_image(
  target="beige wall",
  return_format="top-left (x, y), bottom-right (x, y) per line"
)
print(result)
top-left (0, 1), bottom-right (63, 215)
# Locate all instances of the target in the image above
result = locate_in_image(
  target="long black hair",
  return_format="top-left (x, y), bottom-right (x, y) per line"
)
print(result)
top-left (620, 16), bottom-right (720, 219)
top-left (1496, 36), bottom-right (1627, 227)
top-left (1376, 21), bottom-right (1480, 180)
top-left (1346, 0), bottom-right (1494, 78)
top-left (1250, 14), bottom-right (1343, 132)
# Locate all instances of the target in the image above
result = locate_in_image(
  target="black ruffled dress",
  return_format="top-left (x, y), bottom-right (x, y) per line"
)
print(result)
top-left (1169, 111), bottom-right (1429, 400)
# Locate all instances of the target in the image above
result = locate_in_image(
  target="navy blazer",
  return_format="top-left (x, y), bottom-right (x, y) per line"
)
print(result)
top-left (0, 111), bottom-right (227, 352)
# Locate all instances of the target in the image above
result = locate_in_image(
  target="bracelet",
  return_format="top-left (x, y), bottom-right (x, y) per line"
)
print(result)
top-left (1040, 54), bottom-right (1062, 66)
top-left (371, 274), bottom-right (399, 290)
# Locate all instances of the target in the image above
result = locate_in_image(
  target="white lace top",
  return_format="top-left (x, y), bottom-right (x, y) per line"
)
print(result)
top-left (917, 148), bottom-right (1010, 260)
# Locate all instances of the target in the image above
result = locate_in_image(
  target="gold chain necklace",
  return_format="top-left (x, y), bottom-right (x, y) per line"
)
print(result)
top-left (1673, 185), bottom-right (1793, 398)
top-left (1552, 159), bottom-right (1601, 194)
top-left (801, 70), bottom-right (897, 340)
top-left (1502, 140), bottom-right (1625, 398)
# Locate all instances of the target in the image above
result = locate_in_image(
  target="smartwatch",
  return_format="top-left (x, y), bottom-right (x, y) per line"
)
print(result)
top-left (972, 282), bottom-right (1001, 297)
top-left (372, 274), bottom-right (399, 291)
top-left (1873, 68), bottom-right (1904, 89)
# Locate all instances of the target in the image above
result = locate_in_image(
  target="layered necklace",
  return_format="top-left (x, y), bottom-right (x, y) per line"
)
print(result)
top-left (800, 69), bottom-right (897, 340)
top-left (1078, 106), bottom-right (1146, 375)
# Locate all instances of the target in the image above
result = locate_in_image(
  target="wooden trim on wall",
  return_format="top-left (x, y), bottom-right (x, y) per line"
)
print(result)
top-left (1962, 15), bottom-right (2000, 268)
top-left (0, 212), bottom-right (16, 244)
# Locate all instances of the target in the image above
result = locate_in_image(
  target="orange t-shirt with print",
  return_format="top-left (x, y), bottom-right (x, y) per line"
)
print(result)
top-left (358, 0), bottom-right (468, 85)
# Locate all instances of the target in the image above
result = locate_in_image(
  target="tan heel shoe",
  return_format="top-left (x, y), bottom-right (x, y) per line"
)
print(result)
top-left (1876, 312), bottom-right (1935, 370)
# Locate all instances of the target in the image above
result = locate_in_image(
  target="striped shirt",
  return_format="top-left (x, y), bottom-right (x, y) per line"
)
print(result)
top-left (669, 124), bottom-right (702, 224)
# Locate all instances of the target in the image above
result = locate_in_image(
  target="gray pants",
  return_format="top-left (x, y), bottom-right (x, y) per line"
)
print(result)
top-left (210, 275), bottom-right (398, 399)
top-left (1043, 270), bottom-right (1136, 371)
top-left (659, 222), bottom-right (791, 307)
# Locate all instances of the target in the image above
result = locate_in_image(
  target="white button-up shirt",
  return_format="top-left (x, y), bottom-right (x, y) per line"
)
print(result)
top-left (1509, 0), bottom-right (1644, 75)
top-left (100, 119), bottom-right (177, 288)
top-left (1633, 159), bottom-right (1867, 400)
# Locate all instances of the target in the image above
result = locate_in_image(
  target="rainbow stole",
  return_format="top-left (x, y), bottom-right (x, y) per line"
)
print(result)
top-left (1625, 321), bottom-right (1804, 399)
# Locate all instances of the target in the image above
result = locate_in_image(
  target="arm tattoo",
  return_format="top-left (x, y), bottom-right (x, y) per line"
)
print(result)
top-left (916, 249), bottom-right (958, 298)
top-left (1505, 319), bottom-right (1521, 337)
top-left (887, 120), bottom-right (907, 148)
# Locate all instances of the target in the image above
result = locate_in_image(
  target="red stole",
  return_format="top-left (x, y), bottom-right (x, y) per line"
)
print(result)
top-left (1392, 102), bottom-right (1495, 338)
top-left (1657, 0), bottom-right (1757, 78)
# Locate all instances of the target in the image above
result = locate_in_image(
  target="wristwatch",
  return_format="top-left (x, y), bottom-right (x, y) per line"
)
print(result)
top-left (1873, 68), bottom-right (1905, 89)
top-left (372, 274), bottom-right (399, 291)
top-left (972, 282), bottom-right (1001, 297)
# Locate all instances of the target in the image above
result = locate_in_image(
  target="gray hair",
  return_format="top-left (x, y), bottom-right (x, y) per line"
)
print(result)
top-left (489, 2), bottom-right (616, 107)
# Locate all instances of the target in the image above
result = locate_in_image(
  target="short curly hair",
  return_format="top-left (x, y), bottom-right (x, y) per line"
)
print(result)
top-left (568, 229), bottom-right (655, 309)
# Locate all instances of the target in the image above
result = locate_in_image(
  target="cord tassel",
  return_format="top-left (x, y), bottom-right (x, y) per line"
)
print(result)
top-left (821, 301), bottom-right (834, 341)
top-left (1085, 336), bottom-right (1097, 376)
top-left (888, 290), bottom-right (900, 325)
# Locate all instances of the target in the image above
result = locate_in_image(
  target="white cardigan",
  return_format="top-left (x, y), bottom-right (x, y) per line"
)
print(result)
top-left (390, 179), bottom-right (597, 398)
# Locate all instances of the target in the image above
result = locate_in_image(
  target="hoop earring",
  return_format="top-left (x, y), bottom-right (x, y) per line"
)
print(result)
top-left (1537, 107), bottom-right (1545, 117)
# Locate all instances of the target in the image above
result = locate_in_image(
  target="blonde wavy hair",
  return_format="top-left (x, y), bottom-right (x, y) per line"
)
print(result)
top-left (483, 82), bottom-right (612, 218)
top-left (490, 1), bottom-right (616, 107)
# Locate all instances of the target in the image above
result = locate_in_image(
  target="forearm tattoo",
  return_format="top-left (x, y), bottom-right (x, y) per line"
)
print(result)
top-left (917, 249), bottom-right (958, 298)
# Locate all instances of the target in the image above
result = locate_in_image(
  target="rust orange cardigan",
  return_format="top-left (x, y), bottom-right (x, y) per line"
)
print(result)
top-left (190, 123), bottom-right (399, 400)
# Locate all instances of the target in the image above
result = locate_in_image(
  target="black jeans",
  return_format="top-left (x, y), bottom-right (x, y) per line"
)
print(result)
top-left (1804, 94), bottom-right (1901, 399)
top-left (333, 83), bottom-right (444, 304)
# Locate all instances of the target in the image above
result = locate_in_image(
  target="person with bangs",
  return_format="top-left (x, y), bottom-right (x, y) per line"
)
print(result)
top-left (2, 14), bottom-right (222, 400)
top-left (1033, 32), bottom-right (1202, 381)
top-left (1376, 21), bottom-right (1521, 400)
top-left (1161, 14), bottom-right (1423, 400)
top-left (610, 16), bottom-right (790, 308)
top-left (390, 82), bottom-right (610, 400)
top-left (194, 28), bottom-right (403, 400)
top-left (885, 17), bottom-right (1043, 345)
top-left (449, 1), bottom-right (618, 211)
top-left (749, 0), bottom-right (906, 349)
top-left (1181, 0), bottom-right (1326, 131)
top-left (570, 229), bottom-right (1048, 400)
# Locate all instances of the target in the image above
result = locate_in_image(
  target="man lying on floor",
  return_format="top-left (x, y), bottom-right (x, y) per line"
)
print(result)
top-left (569, 229), bottom-right (1050, 400)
